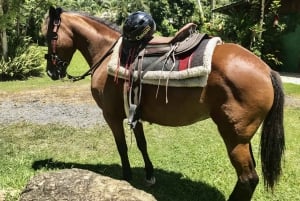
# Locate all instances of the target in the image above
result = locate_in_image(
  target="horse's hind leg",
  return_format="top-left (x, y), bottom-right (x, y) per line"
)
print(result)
top-left (133, 122), bottom-right (155, 185)
top-left (227, 143), bottom-right (259, 201)
top-left (217, 125), bottom-right (259, 201)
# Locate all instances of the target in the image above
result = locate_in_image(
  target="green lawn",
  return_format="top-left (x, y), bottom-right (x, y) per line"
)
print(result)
top-left (284, 82), bottom-right (300, 97)
top-left (0, 108), bottom-right (299, 201)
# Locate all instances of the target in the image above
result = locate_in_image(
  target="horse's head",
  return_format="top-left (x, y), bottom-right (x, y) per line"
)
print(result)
top-left (43, 6), bottom-right (75, 80)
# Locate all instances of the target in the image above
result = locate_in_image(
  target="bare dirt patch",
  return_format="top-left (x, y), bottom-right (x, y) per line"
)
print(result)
top-left (0, 84), bottom-right (94, 104)
top-left (0, 84), bottom-right (104, 128)
top-left (1, 83), bottom-right (299, 128)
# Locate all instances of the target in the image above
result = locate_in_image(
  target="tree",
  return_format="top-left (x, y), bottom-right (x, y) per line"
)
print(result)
top-left (0, 0), bottom-right (8, 60)
top-left (111, 0), bottom-right (150, 25)
top-left (0, 0), bottom-right (48, 80)
top-left (149, 0), bottom-right (199, 36)
top-left (212, 0), bottom-right (286, 70)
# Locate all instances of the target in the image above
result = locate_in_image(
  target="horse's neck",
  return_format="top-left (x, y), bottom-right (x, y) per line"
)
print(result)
top-left (69, 15), bottom-right (119, 67)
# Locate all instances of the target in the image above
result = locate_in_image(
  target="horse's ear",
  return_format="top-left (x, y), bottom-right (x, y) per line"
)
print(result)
top-left (49, 6), bottom-right (56, 16)
top-left (56, 7), bottom-right (63, 15)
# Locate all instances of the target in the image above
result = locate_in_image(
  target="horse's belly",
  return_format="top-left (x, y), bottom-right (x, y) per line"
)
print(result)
top-left (142, 112), bottom-right (210, 127)
top-left (140, 86), bottom-right (210, 126)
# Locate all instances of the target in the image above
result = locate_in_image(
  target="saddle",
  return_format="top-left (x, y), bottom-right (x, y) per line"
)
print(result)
top-left (119, 23), bottom-right (209, 128)
top-left (149, 23), bottom-right (198, 44)
top-left (144, 23), bottom-right (207, 56)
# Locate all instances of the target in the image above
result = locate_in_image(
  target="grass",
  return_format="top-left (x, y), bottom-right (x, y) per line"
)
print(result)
top-left (283, 83), bottom-right (300, 97)
top-left (1, 49), bottom-right (300, 200)
top-left (0, 109), bottom-right (299, 201)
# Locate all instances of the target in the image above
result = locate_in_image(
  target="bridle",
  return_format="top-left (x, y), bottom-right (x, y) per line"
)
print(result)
top-left (44, 9), bottom-right (69, 74)
top-left (44, 7), bottom-right (120, 82)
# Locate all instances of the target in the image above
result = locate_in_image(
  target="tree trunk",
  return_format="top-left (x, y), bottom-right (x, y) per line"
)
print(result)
top-left (1, 30), bottom-right (8, 59)
top-left (0, 0), bottom-right (8, 60)
top-left (211, 0), bottom-right (215, 22)
top-left (258, 0), bottom-right (265, 40)
top-left (196, 0), bottom-right (205, 24)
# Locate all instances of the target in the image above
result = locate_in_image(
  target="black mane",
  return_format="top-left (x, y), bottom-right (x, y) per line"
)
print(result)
top-left (65, 10), bottom-right (121, 33)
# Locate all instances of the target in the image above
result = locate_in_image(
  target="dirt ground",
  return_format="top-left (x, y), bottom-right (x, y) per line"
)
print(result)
top-left (1, 82), bottom-right (299, 105)
top-left (0, 84), bottom-right (104, 128)
top-left (0, 84), bottom-right (94, 104)
top-left (0, 81), bottom-right (299, 128)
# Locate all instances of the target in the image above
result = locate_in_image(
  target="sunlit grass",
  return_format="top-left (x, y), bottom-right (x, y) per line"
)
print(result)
top-left (0, 107), bottom-right (299, 200)
top-left (284, 83), bottom-right (300, 97)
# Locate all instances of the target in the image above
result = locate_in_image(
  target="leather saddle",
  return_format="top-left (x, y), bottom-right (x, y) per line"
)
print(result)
top-left (122, 23), bottom-right (208, 129)
top-left (143, 23), bottom-right (207, 56)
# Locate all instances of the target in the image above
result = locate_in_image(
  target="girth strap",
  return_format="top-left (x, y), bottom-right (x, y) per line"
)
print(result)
top-left (127, 49), bottom-right (145, 129)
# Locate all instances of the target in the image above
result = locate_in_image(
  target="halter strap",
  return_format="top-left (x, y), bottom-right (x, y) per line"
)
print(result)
top-left (44, 8), bottom-right (69, 69)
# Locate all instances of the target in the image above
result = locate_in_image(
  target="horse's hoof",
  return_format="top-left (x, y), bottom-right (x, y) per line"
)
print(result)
top-left (145, 176), bottom-right (156, 187)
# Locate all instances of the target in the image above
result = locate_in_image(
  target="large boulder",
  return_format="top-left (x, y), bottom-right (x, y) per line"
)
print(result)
top-left (19, 168), bottom-right (156, 201)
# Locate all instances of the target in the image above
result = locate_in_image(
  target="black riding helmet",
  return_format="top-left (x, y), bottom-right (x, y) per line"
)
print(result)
top-left (123, 11), bottom-right (156, 42)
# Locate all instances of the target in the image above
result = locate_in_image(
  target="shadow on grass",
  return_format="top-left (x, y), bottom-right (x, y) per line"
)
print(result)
top-left (32, 158), bottom-right (226, 201)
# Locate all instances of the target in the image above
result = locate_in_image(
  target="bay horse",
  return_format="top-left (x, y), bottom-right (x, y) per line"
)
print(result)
top-left (43, 6), bottom-right (285, 201)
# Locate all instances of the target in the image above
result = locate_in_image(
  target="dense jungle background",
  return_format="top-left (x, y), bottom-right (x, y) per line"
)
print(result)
top-left (0, 0), bottom-right (291, 80)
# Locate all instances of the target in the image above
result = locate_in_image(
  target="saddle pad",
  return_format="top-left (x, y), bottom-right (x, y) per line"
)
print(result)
top-left (107, 37), bottom-right (222, 87)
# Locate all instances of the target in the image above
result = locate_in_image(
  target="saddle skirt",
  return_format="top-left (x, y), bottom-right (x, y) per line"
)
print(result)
top-left (107, 35), bottom-right (222, 87)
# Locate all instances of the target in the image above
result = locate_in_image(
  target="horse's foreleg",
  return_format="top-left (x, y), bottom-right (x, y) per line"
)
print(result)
top-left (133, 122), bottom-right (155, 185)
top-left (105, 117), bottom-right (132, 181)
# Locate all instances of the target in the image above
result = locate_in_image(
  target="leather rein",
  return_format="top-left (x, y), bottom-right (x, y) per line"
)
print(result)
top-left (44, 9), bottom-right (120, 82)
top-left (66, 38), bottom-right (120, 82)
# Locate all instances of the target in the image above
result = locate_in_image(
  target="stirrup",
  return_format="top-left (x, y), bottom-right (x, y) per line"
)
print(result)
top-left (128, 104), bottom-right (140, 129)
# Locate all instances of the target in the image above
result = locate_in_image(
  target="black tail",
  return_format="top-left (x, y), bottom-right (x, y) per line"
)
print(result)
top-left (260, 70), bottom-right (285, 190)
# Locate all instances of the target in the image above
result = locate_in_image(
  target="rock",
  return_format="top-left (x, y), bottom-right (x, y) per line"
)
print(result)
top-left (19, 168), bottom-right (156, 201)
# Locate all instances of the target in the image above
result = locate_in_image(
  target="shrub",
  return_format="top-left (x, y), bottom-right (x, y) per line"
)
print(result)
top-left (0, 45), bottom-right (44, 81)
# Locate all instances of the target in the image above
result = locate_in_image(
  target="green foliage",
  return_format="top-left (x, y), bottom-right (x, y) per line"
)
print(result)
top-left (150, 0), bottom-right (198, 36)
top-left (51, 0), bottom-right (103, 16)
top-left (210, 0), bottom-right (287, 70)
top-left (260, 0), bottom-right (286, 70)
top-left (0, 0), bottom-right (293, 81)
top-left (0, 0), bottom-right (52, 45)
top-left (0, 41), bottom-right (44, 81)
top-left (0, 0), bottom-right (51, 81)
top-left (107, 0), bottom-right (199, 36)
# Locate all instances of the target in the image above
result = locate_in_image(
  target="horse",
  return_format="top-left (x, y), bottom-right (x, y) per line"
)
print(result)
top-left (43, 6), bottom-right (285, 201)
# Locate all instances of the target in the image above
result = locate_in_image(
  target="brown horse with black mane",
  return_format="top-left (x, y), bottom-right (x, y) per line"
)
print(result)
top-left (43, 6), bottom-right (285, 201)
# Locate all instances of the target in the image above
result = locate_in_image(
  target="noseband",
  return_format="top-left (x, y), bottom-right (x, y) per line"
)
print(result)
top-left (44, 9), bottom-right (69, 72)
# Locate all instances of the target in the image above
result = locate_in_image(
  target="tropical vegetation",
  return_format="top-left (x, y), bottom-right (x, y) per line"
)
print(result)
top-left (0, 0), bottom-right (287, 80)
